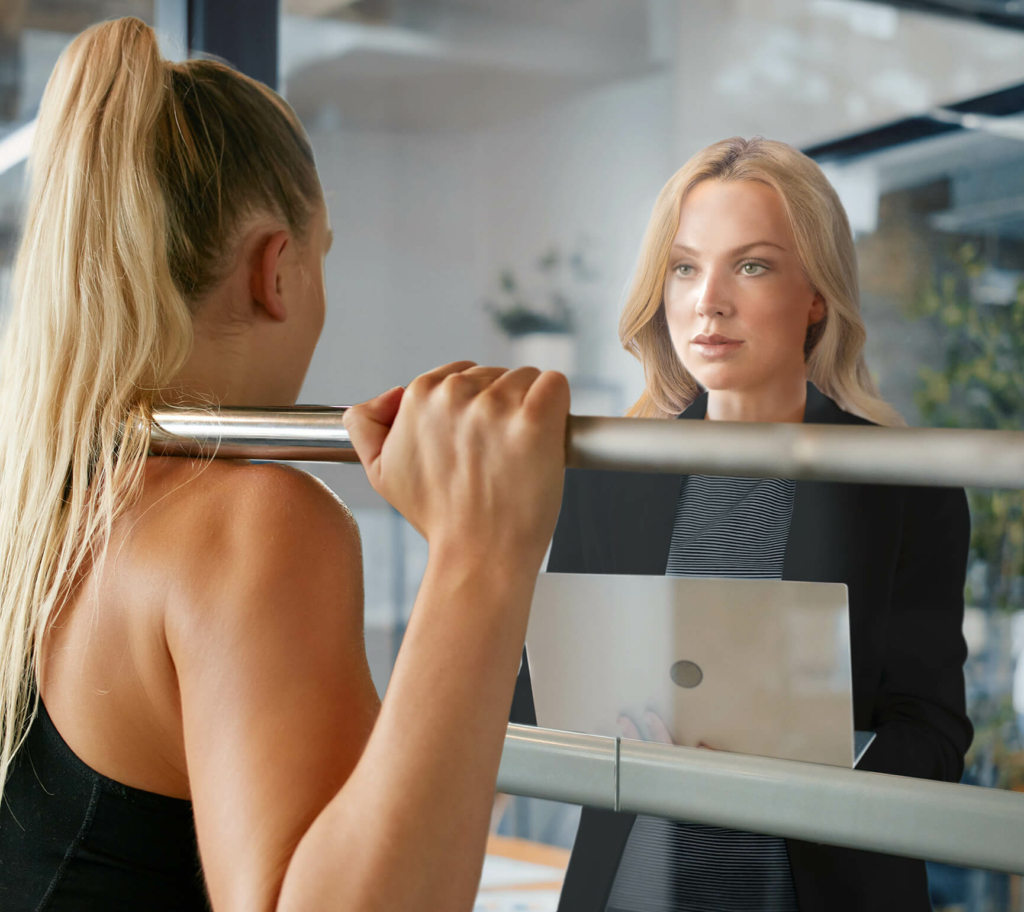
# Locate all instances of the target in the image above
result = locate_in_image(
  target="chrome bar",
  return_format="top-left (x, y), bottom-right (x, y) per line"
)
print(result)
top-left (497, 725), bottom-right (1024, 874)
top-left (150, 406), bottom-right (358, 463)
top-left (568, 416), bottom-right (1024, 488)
top-left (150, 406), bottom-right (1024, 488)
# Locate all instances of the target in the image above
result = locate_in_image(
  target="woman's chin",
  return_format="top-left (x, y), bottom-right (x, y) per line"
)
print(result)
top-left (686, 362), bottom-right (750, 393)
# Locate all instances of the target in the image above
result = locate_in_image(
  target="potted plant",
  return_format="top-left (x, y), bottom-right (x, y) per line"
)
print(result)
top-left (486, 245), bottom-right (588, 377)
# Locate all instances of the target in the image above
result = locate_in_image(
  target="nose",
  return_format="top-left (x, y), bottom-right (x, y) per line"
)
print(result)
top-left (694, 270), bottom-right (733, 320)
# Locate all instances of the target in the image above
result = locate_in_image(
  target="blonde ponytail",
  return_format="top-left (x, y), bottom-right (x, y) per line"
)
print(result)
top-left (0, 17), bottom-right (320, 801)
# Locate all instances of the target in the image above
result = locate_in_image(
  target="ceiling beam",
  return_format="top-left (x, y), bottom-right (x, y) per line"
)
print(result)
top-left (285, 0), bottom-right (360, 17)
top-left (865, 0), bottom-right (1024, 31)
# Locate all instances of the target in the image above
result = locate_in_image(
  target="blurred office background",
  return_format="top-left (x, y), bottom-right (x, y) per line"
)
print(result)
top-left (3, 1), bottom-right (1024, 909)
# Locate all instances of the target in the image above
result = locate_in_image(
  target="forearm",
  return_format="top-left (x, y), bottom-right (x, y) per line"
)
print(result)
top-left (859, 720), bottom-right (960, 782)
top-left (277, 545), bottom-right (539, 912)
top-left (860, 696), bottom-right (972, 782)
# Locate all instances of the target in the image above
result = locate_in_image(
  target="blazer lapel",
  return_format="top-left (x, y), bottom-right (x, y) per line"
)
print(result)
top-left (783, 384), bottom-right (857, 586)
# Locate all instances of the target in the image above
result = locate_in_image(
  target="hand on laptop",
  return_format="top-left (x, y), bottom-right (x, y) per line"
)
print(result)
top-left (616, 711), bottom-right (715, 750)
top-left (617, 711), bottom-right (673, 744)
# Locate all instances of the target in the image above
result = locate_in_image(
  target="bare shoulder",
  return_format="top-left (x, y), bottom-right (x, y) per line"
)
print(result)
top-left (143, 457), bottom-right (357, 541)
top-left (144, 455), bottom-right (351, 521)
top-left (136, 458), bottom-right (363, 624)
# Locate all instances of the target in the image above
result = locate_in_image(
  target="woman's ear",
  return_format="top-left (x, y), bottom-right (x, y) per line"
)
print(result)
top-left (803, 291), bottom-right (828, 359)
top-left (250, 230), bottom-right (290, 322)
top-left (808, 290), bottom-right (826, 327)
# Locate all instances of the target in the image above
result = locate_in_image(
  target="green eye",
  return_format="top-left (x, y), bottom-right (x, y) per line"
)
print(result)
top-left (675, 264), bottom-right (693, 277)
top-left (741, 262), bottom-right (767, 276)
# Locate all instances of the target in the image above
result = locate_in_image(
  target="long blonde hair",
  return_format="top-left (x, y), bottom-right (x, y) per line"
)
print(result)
top-left (621, 136), bottom-right (902, 426)
top-left (0, 18), bottom-right (321, 800)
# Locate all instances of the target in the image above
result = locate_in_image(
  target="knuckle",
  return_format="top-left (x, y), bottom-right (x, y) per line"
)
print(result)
top-left (406, 375), bottom-right (431, 400)
top-left (470, 389), bottom-right (506, 421)
top-left (434, 373), bottom-right (474, 409)
top-left (440, 372), bottom-right (469, 394)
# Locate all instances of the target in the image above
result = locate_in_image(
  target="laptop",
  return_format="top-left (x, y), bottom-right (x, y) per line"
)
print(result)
top-left (525, 572), bottom-right (875, 769)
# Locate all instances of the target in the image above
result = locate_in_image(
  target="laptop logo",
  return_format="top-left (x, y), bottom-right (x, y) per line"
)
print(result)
top-left (670, 660), bottom-right (703, 688)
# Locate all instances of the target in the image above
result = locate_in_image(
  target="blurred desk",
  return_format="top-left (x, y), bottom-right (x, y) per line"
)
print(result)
top-left (474, 835), bottom-right (569, 912)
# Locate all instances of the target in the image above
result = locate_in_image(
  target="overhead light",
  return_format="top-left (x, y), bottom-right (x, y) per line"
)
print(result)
top-left (0, 119), bottom-right (36, 177)
top-left (928, 106), bottom-right (1024, 142)
top-left (820, 161), bottom-right (880, 236)
top-left (970, 267), bottom-right (1022, 306)
top-left (286, 0), bottom-right (362, 16)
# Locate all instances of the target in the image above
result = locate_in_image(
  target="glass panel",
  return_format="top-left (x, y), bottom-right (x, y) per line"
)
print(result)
top-left (280, 5), bottom-right (1024, 907)
top-left (0, 2), bottom-right (1018, 909)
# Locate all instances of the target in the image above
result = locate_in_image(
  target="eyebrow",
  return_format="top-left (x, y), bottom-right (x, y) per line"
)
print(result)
top-left (671, 241), bottom-right (786, 256)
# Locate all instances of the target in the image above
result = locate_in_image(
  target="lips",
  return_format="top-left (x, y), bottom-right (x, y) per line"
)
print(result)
top-left (690, 332), bottom-right (743, 360)
top-left (691, 333), bottom-right (741, 345)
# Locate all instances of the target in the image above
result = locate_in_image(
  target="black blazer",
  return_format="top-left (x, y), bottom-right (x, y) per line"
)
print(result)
top-left (511, 383), bottom-right (973, 912)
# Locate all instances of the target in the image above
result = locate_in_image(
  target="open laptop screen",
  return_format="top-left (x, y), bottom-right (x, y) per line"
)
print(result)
top-left (526, 573), bottom-right (861, 768)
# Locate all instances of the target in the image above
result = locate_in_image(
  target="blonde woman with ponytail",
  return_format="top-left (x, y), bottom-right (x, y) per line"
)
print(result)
top-left (0, 17), bottom-right (569, 912)
top-left (518, 138), bottom-right (972, 912)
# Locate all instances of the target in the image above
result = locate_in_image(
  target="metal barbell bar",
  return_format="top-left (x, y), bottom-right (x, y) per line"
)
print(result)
top-left (150, 406), bottom-right (1024, 488)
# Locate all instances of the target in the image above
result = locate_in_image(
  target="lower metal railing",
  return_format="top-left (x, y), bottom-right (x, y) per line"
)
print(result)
top-left (148, 406), bottom-right (1024, 873)
top-left (497, 725), bottom-right (1024, 874)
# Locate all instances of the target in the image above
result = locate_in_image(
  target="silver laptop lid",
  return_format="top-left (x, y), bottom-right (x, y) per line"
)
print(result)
top-left (525, 573), bottom-right (855, 768)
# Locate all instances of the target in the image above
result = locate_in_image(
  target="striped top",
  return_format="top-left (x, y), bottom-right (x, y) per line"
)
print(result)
top-left (665, 475), bottom-right (794, 580)
top-left (606, 475), bottom-right (800, 912)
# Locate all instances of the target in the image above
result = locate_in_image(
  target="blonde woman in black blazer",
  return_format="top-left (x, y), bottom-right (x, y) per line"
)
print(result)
top-left (512, 137), bottom-right (971, 912)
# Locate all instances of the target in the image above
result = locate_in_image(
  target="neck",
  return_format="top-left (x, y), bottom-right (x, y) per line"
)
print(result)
top-left (167, 332), bottom-right (258, 407)
top-left (705, 372), bottom-right (808, 423)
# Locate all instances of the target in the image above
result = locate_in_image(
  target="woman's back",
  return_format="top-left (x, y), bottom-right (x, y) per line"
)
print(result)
top-left (3, 458), bottom-right (363, 910)
top-left (40, 457), bottom-right (214, 801)
top-left (38, 458), bottom-right (353, 801)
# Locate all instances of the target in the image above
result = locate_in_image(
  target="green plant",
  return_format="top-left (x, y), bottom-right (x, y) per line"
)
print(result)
top-left (963, 692), bottom-right (1023, 785)
top-left (912, 243), bottom-right (1024, 611)
top-left (486, 244), bottom-right (592, 338)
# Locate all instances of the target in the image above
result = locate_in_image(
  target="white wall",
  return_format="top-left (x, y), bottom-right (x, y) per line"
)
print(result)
top-left (472, 69), bottom-right (674, 406)
top-left (299, 67), bottom-right (674, 451)
top-left (297, 67), bottom-right (674, 666)
top-left (303, 128), bottom-right (494, 406)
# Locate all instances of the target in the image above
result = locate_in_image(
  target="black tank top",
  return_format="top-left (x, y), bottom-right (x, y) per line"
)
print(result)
top-left (0, 698), bottom-right (210, 911)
